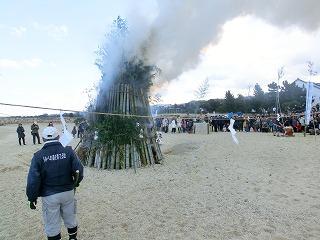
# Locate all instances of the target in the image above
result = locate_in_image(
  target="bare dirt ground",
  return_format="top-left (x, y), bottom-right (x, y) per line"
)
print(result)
top-left (0, 123), bottom-right (320, 240)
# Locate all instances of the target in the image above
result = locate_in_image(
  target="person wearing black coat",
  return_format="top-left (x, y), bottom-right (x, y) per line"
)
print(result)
top-left (71, 126), bottom-right (77, 138)
top-left (26, 127), bottom-right (84, 240)
top-left (17, 123), bottom-right (26, 145)
top-left (31, 121), bottom-right (41, 144)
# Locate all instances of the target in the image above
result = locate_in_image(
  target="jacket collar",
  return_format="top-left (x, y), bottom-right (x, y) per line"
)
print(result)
top-left (42, 140), bottom-right (62, 148)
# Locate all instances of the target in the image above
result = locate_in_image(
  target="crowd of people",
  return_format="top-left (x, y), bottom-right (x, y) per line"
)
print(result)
top-left (153, 113), bottom-right (320, 136)
top-left (15, 113), bottom-right (320, 146)
top-left (15, 121), bottom-right (86, 146)
top-left (154, 117), bottom-right (195, 134)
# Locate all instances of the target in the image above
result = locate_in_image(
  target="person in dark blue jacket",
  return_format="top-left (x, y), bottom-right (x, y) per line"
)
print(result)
top-left (26, 126), bottom-right (84, 240)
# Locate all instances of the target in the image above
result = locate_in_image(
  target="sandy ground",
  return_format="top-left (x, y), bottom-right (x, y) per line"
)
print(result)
top-left (0, 123), bottom-right (320, 240)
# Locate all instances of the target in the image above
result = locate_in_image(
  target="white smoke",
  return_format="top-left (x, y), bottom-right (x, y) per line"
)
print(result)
top-left (142, 0), bottom-right (320, 85)
top-left (97, 0), bottom-right (320, 93)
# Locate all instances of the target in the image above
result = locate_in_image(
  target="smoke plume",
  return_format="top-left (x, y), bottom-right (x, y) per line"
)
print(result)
top-left (143, 0), bottom-right (320, 85)
top-left (97, 0), bottom-right (320, 94)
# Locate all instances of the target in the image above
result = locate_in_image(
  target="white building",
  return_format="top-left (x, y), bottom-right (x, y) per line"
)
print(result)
top-left (294, 78), bottom-right (320, 105)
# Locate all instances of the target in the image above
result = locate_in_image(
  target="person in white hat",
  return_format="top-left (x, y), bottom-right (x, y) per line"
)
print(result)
top-left (26, 126), bottom-right (84, 240)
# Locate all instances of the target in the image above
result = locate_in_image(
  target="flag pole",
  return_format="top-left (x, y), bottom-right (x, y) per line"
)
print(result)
top-left (305, 61), bottom-right (317, 138)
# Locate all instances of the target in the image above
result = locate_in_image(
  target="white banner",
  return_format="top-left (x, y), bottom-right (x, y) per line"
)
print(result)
top-left (228, 118), bottom-right (239, 145)
top-left (305, 82), bottom-right (313, 125)
top-left (59, 112), bottom-right (73, 147)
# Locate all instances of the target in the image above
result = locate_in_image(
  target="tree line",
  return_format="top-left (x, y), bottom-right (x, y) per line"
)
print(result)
top-left (155, 79), bottom-right (306, 115)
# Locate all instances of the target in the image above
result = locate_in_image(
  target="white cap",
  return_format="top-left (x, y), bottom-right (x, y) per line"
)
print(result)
top-left (42, 127), bottom-right (59, 140)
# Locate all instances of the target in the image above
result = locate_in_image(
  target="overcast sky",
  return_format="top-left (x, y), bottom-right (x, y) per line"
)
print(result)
top-left (0, 0), bottom-right (319, 116)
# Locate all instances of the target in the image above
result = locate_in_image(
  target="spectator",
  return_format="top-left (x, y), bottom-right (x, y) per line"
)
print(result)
top-left (162, 118), bottom-right (169, 133)
top-left (17, 123), bottom-right (26, 145)
top-left (171, 119), bottom-right (177, 133)
top-left (31, 121), bottom-right (41, 144)
top-left (177, 117), bottom-right (182, 133)
top-left (72, 126), bottom-right (77, 138)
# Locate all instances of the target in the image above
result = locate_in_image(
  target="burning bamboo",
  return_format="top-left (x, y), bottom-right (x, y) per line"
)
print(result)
top-left (76, 16), bottom-right (162, 170)
top-left (77, 83), bottom-right (162, 170)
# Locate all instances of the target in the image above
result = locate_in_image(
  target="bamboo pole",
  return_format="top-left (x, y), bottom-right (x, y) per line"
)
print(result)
top-left (113, 84), bottom-right (117, 113)
top-left (99, 148), bottom-right (103, 169)
top-left (132, 88), bottom-right (138, 115)
top-left (144, 141), bottom-right (151, 165)
top-left (132, 142), bottom-right (137, 173)
top-left (115, 145), bottom-right (120, 169)
top-left (112, 84), bottom-right (116, 113)
top-left (126, 85), bottom-right (129, 115)
top-left (120, 145), bottom-right (125, 169)
top-left (88, 148), bottom-right (96, 167)
top-left (125, 144), bottom-right (129, 169)
top-left (120, 84), bottom-right (123, 114)
top-left (123, 84), bottom-right (126, 114)
top-left (102, 147), bottom-right (107, 169)
top-left (111, 146), bottom-right (116, 169)
top-left (147, 142), bottom-right (154, 165)
top-left (117, 84), bottom-right (120, 113)
top-left (122, 84), bottom-right (125, 114)
top-left (136, 146), bottom-right (141, 168)
top-left (138, 141), bottom-right (146, 166)
top-left (107, 145), bottom-right (112, 169)
top-left (96, 149), bottom-right (102, 169)
top-left (109, 85), bottom-right (114, 113)
top-left (121, 84), bottom-right (124, 114)
top-left (94, 150), bottom-right (97, 168)
top-left (128, 85), bottom-right (132, 114)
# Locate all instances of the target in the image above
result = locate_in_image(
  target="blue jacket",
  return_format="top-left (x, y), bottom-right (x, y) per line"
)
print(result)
top-left (26, 141), bottom-right (84, 202)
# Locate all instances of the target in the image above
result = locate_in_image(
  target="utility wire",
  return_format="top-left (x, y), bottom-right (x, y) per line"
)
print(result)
top-left (0, 102), bottom-right (316, 120)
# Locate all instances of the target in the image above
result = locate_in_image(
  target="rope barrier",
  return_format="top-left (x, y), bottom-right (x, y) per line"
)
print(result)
top-left (1, 102), bottom-right (318, 120)
top-left (0, 102), bottom-right (153, 118)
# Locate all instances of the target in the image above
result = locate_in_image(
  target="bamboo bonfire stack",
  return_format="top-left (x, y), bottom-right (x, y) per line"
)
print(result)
top-left (78, 83), bottom-right (162, 170)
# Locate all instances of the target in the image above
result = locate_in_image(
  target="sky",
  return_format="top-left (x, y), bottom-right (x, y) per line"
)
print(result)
top-left (0, 0), bottom-right (320, 116)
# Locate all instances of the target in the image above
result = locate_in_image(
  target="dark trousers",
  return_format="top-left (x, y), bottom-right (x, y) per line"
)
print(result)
top-left (32, 133), bottom-right (41, 144)
top-left (77, 130), bottom-right (84, 138)
top-left (18, 137), bottom-right (26, 145)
